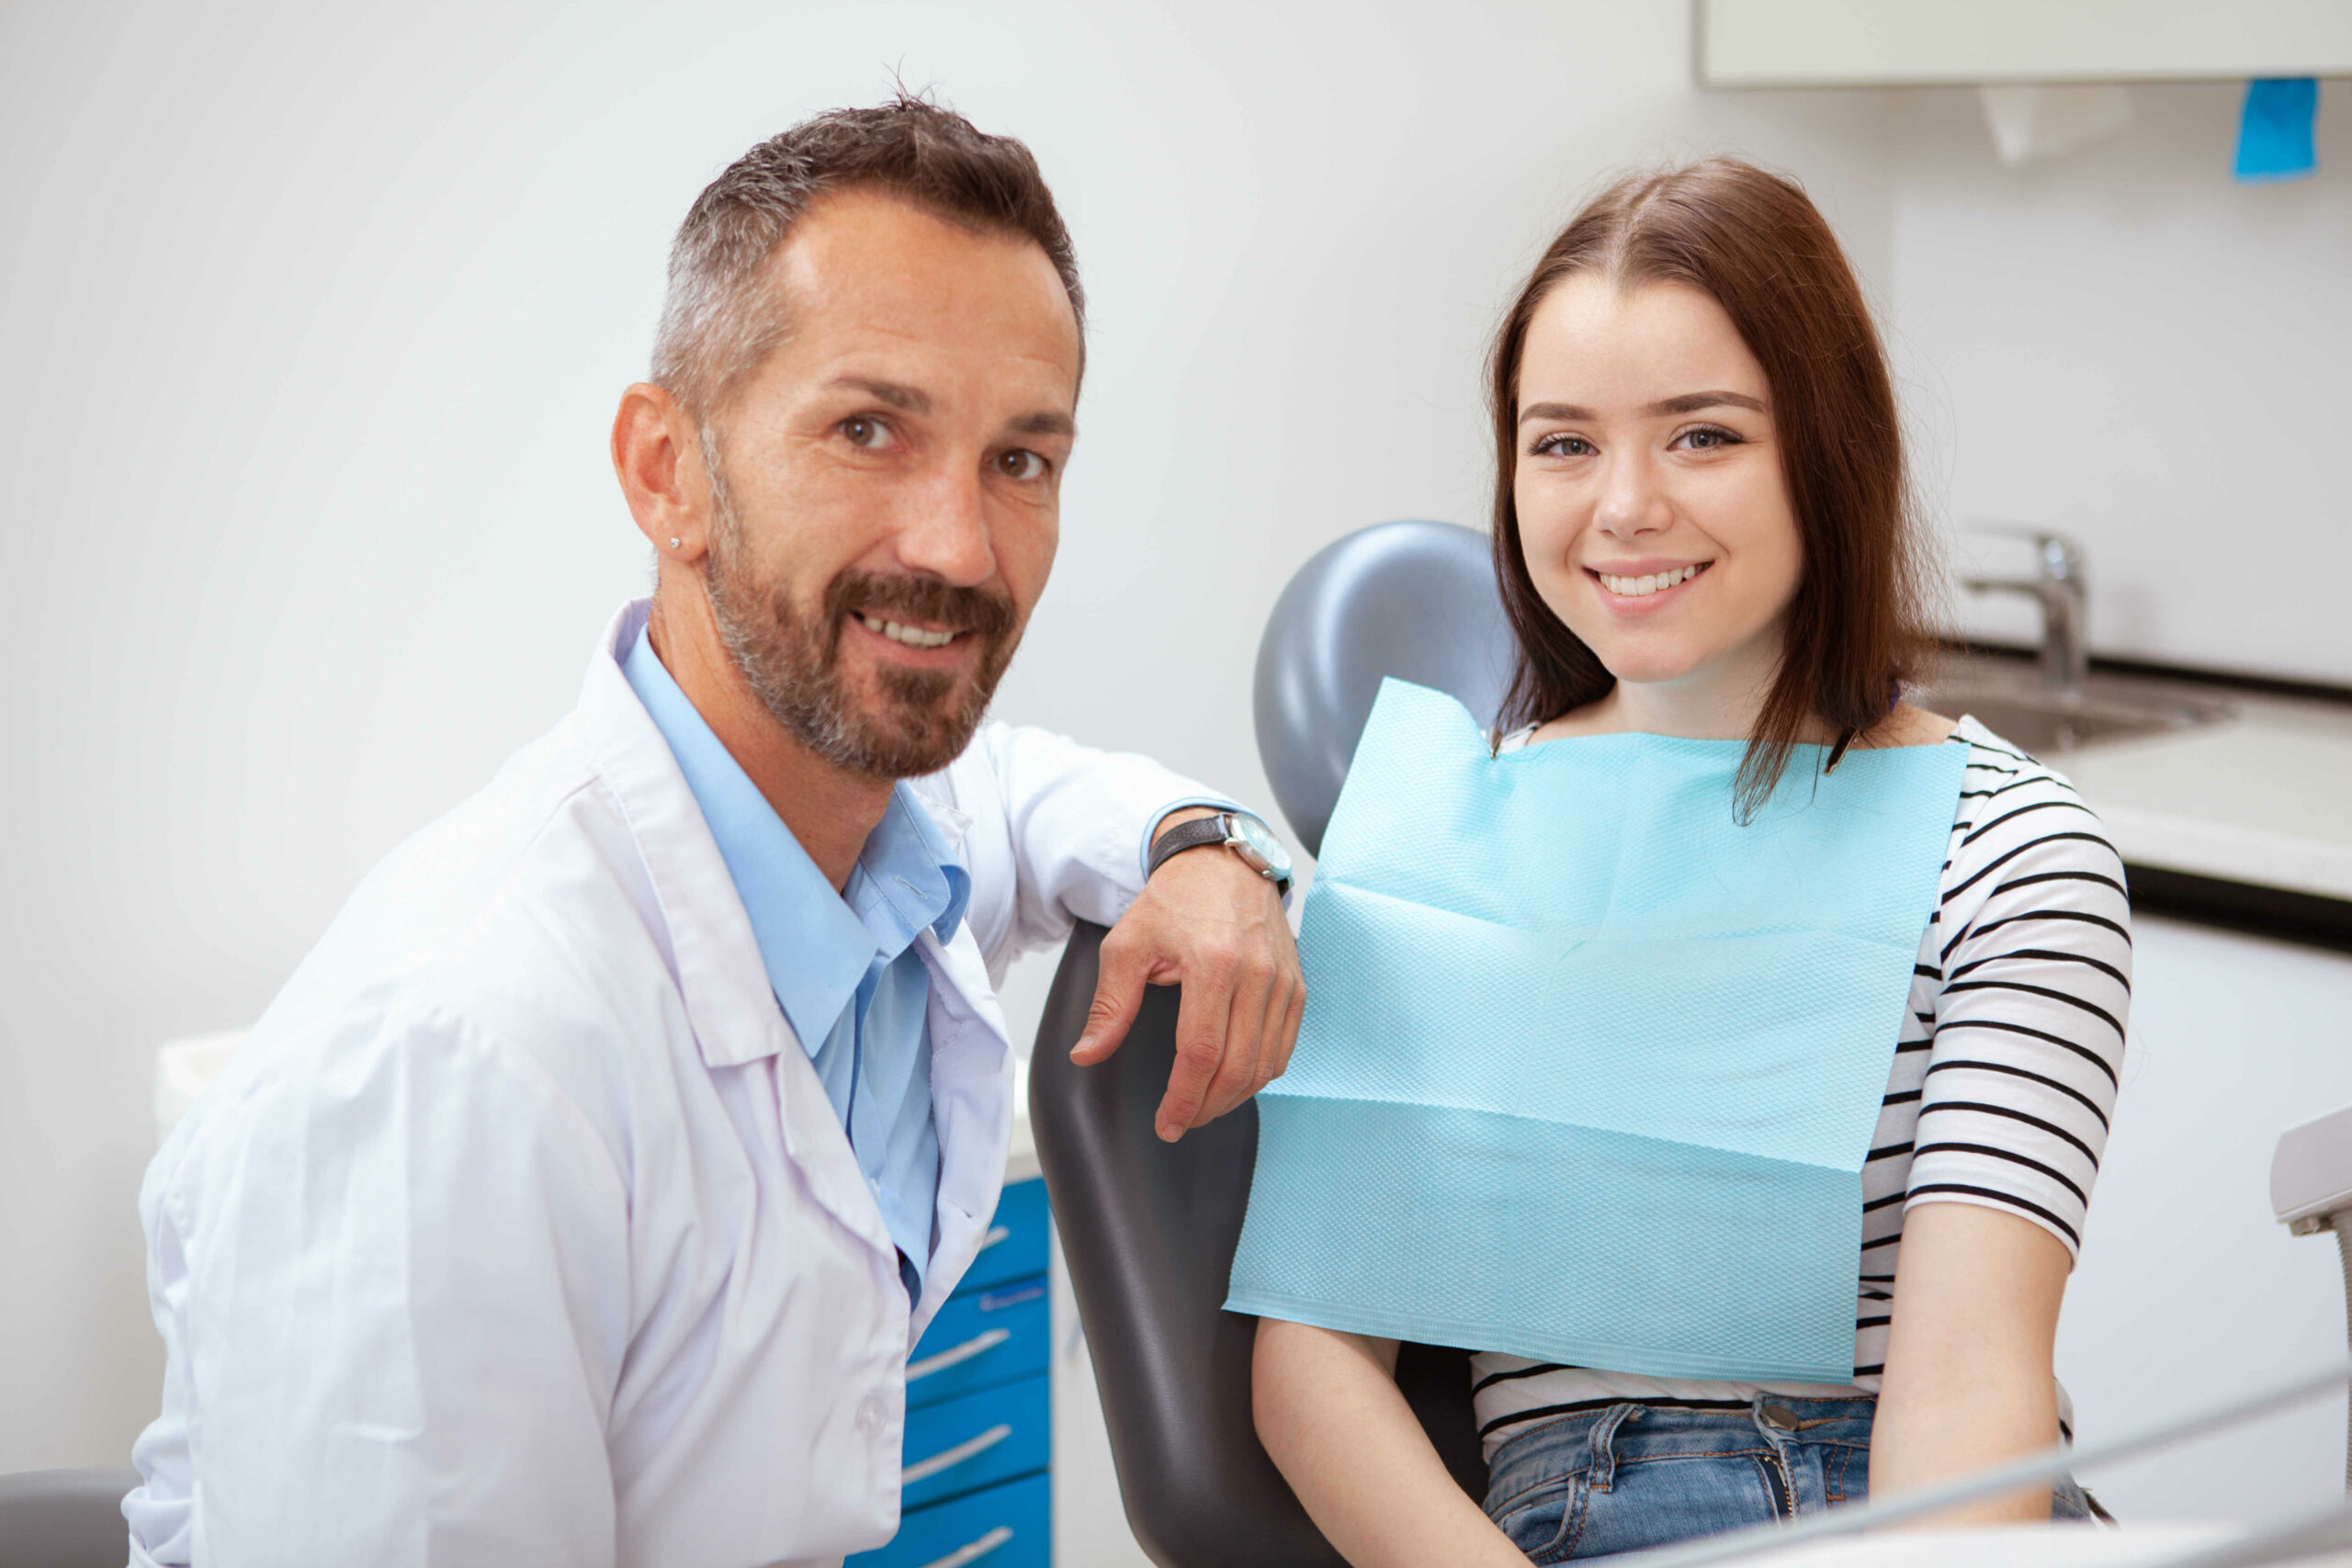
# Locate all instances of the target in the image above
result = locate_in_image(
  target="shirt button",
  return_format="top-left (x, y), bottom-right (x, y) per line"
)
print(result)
top-left (856, 1393), bottom-right (888, 1438)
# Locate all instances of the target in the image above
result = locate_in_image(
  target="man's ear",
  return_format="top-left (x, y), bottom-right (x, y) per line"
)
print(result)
top-left (612, 382), bottom-right (711, 565)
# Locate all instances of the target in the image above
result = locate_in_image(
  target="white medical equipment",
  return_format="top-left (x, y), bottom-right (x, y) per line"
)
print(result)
top-left (2274, 1102), bottom-right (2352, 1494)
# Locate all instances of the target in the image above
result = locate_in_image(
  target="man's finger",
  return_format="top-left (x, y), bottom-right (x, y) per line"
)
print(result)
top-left (1251, 967), bottom-right (1299, 1093)
top-left (1265, 970), bottom-right (1306, 1083)
top-left (1156, 973), bottom-right (1233, 1142)
top-left (1192, 954), bottom-right (1274, 1128)
top-left (1072, 932), bottom-right (1152, 1065)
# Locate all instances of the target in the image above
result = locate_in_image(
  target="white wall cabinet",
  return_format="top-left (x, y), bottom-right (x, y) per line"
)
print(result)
top-left (2055, 916), bottom-right (2352, 1524)
top-left (1698, 0), bottom-right (2352, 85)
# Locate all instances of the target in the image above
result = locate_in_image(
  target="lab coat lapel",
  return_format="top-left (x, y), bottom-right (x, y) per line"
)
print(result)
top-left (913, 920), bottom-right (1014, 1338)
top-left (575, 601), bottom-right (895, 1260)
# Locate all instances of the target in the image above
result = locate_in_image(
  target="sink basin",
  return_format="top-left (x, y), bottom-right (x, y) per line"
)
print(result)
top-left (1909, 660), bottom-right (2233, 756)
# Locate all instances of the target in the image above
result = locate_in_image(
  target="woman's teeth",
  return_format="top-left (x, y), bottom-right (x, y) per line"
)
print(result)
top-left (857, 613), bottom-right (956, 649)
top-left (1598, 564), bottom-right (1705, 598)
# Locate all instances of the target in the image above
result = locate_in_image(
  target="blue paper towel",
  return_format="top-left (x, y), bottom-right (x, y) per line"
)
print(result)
top-left (1227, 680), bottom-right (1968, 1384)
top-left (2235, 78), bottom-right (2318, 183)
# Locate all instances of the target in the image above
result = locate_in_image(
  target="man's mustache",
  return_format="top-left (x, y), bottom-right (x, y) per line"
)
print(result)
top-left (822, 570), bottom-right (1016, 645)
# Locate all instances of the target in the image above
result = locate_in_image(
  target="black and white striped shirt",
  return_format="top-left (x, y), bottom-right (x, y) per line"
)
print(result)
top-left (1470, 718), bottom-right (2132, 1459)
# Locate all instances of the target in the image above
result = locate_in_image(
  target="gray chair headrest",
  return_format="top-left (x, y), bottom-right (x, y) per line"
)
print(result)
top-left (1251, 520), bottom-right (1514, 857)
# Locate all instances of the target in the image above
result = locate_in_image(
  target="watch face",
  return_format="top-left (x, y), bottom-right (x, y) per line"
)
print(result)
top-left (1229, 814), bottom-right (1294, 878)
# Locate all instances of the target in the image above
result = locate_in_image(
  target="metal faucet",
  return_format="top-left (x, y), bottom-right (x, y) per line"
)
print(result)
top-left (1962, 525), bottom-right (2088, 692)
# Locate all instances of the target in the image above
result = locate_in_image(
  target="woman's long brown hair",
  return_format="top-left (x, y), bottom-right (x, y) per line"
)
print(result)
top-left (1488, 158), bottom-right (1930, 817)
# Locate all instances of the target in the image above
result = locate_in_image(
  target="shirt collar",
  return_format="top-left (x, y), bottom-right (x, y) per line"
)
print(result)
top-left (620, 626), bottom-right (969, 1055)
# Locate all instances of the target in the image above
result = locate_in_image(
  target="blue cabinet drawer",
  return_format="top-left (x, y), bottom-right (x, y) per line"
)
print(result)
top-left (958, 1177), bottom-right (1048, 1296)
top-left (907, 1273), bottom-right (1047, 1409)
top-left (902, 1371), bottom-right (1049, 1511)
top-left (848, 1470), bottom-right (1050, 1568)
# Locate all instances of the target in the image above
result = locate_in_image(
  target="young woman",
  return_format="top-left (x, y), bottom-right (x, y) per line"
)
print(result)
top-left (1250, 160), bottom-right (2127, 1562)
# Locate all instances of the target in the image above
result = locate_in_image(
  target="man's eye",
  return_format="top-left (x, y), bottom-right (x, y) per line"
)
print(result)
top-left (840, 416), bottom-right (891, 449)
top-left (995, 448), bottom-right (1048, 480)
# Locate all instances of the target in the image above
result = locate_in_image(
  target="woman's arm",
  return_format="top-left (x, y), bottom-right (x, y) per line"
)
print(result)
top-left (1253, 1318), bottom-right (1528, 1567)
top-left (1873, 751), bottom-right (2128, 1522)
top-left (1869, 1201), bottom-right (2072, 1522)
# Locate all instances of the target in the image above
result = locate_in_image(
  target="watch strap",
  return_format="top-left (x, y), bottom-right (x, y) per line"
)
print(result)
top-left (1145, 814), bottom-right (1233, 881)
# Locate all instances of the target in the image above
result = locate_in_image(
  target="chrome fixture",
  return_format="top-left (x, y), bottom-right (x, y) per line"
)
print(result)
top-left (1962, 525), bottom-right (2089, 692)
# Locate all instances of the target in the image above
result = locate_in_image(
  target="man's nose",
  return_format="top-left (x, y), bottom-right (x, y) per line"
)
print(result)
top-left (891, 465), bottom-right (997, 588)
top-left (1594, 452), bottom-right (1673, 540)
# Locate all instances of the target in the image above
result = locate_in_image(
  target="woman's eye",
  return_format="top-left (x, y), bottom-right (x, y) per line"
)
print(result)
top-left (1534, 434), bottom-right (1595, 457)
top-left (995, 448), bottom-right (1048, 480)
top-left (840, 416), bottom-right (891, 450)
top-left (1675, 425), bottom-right (1741, 450)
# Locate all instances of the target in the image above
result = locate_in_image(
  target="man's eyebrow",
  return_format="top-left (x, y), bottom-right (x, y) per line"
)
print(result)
top-left (1007, 409), bottom-right (1076, 438)
top-left (1518, 390), bottom-right (1769, 425)
top-left (828, 376), bottom-right (933, 413)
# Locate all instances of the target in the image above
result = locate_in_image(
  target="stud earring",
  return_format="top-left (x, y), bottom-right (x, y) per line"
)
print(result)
top-left (668, 537), bottom-right (682, 549)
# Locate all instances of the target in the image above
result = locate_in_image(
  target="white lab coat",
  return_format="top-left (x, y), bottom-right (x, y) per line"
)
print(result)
top-left (127, 600), bottom-right (1222, 1568)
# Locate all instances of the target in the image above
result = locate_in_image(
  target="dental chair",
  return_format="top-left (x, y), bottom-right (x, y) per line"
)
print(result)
top-left (1027, 520), bottom-right (1513, 1566)
top-left (0, 1468), bottom-right (141, 1568)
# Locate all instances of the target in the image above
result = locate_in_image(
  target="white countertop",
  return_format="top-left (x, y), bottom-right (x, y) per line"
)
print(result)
top-left (2040, 689), bottom-right (2352, 903)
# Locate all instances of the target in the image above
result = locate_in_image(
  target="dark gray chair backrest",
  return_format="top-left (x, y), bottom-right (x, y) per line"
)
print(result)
top-left (1028, 521), bottom-right (1512, 1565)
top-left (0, 1468), bottom-right (138, 1568)
top-left (1252, 519), bottom-right (1514, 856)
top-left (1029, 926), bottom-right (1483, 1568)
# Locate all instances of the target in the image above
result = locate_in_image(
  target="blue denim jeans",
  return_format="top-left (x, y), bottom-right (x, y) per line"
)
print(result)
top-left (1483, 1396), bottom-right (2094, 1562)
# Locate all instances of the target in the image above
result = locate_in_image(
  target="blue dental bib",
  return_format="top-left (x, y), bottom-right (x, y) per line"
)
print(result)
top-left (1227, 679), bottom-right (1968, 1384)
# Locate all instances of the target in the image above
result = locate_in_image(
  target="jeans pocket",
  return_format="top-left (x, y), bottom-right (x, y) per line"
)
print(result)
top-left (1488, 1472), bottom-right (1588, 1565)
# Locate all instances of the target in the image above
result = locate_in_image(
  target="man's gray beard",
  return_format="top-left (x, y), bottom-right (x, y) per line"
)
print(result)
top-left (700, 446), bottom-right (1022, 780)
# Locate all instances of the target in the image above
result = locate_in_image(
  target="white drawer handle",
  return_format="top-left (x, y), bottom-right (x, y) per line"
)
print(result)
top-left (906, 1327), bottom-right (1011, 1382)
top-left (914, 1524), bottom-right (1013, 1568)
top-left (976, 1224), bottom-right (1012, 1252)
top-left (902, 1422), bottom-right (1012, 1485)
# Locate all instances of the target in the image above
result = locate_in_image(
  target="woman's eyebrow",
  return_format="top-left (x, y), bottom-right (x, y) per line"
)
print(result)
top-left (1646, 390), bottom-right (1768, 416)
top-left (1517, 390), bottom-right (1768, 425)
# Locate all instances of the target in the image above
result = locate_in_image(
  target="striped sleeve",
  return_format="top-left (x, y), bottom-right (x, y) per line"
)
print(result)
top-left (1908, 739), bottom-right (2132, 1256)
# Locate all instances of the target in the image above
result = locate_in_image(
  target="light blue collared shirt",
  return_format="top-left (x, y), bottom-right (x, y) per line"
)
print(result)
top-left (623, 629), bottom-right (969, 1301)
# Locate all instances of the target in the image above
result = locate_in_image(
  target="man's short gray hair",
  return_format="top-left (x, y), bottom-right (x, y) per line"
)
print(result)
top-left (650, 94), bottom-right (1087, 420)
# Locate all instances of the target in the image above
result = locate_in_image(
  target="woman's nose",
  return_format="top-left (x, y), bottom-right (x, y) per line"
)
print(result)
top-left (1594, 454), bottom-right (1673, 539)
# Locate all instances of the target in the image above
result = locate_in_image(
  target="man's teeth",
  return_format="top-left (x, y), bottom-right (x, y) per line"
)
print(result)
top-left (1598, 565), bottom-right (1705, 597)
top-left (857, 613), bottom-right (956, 649)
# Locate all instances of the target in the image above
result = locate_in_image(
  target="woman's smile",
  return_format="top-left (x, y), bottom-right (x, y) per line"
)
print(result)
top-left (1588, 558), bottom-right (1713, 607)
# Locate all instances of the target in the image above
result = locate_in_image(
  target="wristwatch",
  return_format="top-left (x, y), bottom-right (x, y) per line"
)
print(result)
top-left (1147, 810), bottom-right (1295, 897)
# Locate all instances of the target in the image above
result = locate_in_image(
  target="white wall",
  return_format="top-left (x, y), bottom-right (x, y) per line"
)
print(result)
top-left (1886, 82), bottom-right (2352, 681)
top-left (0, 0), bottom-right (1899, 1475)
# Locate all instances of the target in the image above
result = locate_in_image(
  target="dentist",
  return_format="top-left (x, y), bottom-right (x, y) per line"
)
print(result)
top-left (126, 98), bottom-right (1302, 1568)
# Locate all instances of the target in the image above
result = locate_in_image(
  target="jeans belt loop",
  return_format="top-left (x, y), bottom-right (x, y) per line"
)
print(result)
top-left (1588, 1402), bottom-right (1642, 1493)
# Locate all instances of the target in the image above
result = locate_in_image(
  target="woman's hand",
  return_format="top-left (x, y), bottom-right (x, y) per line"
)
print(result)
top-left (1252, 1318), bottom-right (1531, 1567)
top-left (1869, 1201), bottom-right (2074, 1524)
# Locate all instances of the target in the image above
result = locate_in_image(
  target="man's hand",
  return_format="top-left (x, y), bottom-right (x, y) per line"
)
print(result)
top-left (1071, 809), bottom-right (1305, 1142)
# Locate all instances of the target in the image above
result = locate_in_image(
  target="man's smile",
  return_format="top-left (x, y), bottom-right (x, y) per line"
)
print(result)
top-left (853, 610), bottom-right (960, 650)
